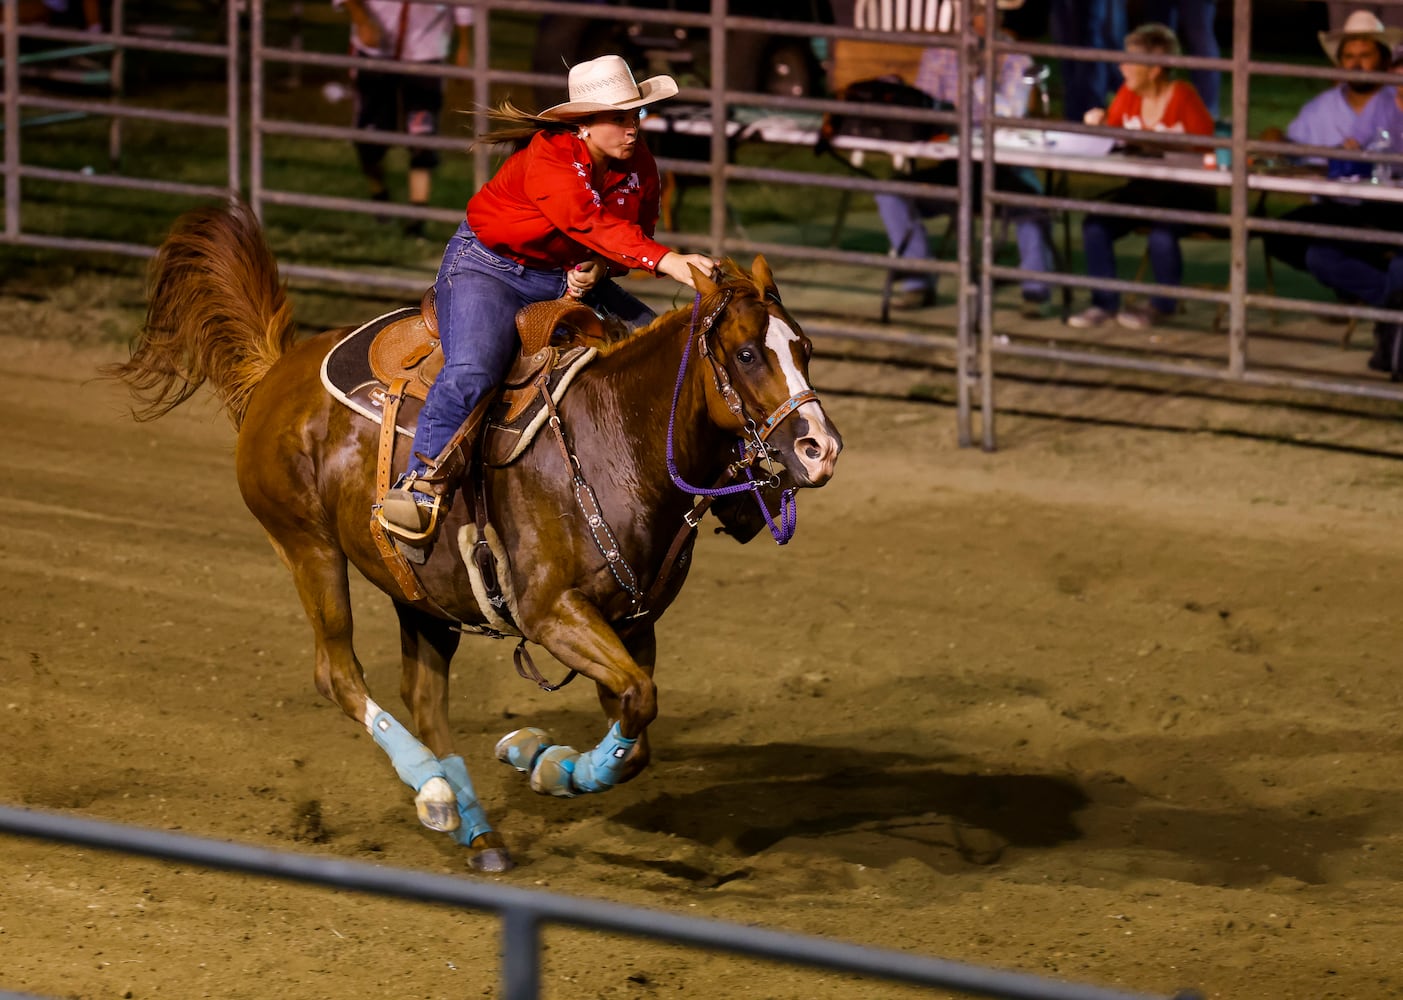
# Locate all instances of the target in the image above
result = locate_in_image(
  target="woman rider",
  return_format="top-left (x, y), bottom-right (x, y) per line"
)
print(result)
top-left (382, 54), bottom-right (717, 535)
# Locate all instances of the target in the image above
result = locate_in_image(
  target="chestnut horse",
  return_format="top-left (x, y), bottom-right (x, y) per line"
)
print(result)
top-left (106, 203), bottom-right (842, 872)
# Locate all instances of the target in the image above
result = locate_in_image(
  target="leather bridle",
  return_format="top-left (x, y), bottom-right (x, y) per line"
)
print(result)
top-left (664, 288), bottom-right (824, 546)
top-left (689, 289), bottom-right (819, 474)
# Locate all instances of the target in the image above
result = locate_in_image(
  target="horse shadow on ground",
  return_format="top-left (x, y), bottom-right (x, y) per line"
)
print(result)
top-left (603, 739), bottom-right (1088, 873)
top-left (484, 710), bottom-right (1397, 886)
top-left (590, 730), bottom-right (1394, 889)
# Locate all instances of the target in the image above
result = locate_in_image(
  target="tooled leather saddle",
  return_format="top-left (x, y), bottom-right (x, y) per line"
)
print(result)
top-left (321, 289), bottom-right (616, 466)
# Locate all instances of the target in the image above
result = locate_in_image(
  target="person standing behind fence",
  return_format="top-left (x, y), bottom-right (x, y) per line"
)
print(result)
top-left (873, 0), bottom-right (1057, 314)
top-left (335, 0), bottom-right (471, 237)
top-left (1048, 0), bottom-right (1127, 122)
top-left (1141, 0), bottom-right (1220, 122)
top-left (1066, 22), bottom-right (1216, 332)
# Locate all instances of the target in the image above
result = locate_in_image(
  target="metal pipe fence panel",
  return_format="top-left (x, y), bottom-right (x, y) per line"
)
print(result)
top-left (2, 0), bottom-right (1400, 439)
top-left (0, 804), bottom-right (1197, 1000)
top-left (0, 0), bottom-right (241, 242)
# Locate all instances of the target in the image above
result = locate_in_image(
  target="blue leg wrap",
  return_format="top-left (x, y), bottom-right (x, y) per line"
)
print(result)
top-left (370, 711), bottom-right (445, 792)
top-left (567, 721), bottom-right (637, 794)
top-left (439, 754), bottom-right (494, 846)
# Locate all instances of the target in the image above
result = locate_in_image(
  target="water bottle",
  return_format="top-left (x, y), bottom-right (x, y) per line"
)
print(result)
top-left (1369, 128), bottom-right (1393, 184)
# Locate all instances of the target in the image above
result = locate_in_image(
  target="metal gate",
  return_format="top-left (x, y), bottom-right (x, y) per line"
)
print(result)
top-left (3, 0), bottom-right (1398, 446)
top-left (0, 805), bottom-right (1198, 1000)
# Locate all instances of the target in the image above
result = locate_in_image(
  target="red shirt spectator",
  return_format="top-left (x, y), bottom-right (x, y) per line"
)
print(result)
top-left (1104, 78), bottom-right (1215, 136)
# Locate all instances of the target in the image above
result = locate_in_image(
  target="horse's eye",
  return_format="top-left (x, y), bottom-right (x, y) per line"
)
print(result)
top-left (737, 348), bottom-right (757, 365)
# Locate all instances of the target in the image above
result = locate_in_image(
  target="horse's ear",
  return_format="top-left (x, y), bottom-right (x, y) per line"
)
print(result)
top-left (751, 254), bottom-right (779, 301)
top-left (689, 263), bottom-right (720, 298)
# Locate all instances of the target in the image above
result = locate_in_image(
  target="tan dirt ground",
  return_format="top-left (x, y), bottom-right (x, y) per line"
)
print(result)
top-left (3, 318), bottom-right (1403, 1000)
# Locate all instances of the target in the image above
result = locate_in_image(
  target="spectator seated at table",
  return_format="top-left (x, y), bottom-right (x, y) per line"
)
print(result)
top-left (1066, 22), bottom-right (1217, 331)
top-left (1261, 12), bottom-right (1403, 375)
top-left (874, 0), bottom-right (1056, 315)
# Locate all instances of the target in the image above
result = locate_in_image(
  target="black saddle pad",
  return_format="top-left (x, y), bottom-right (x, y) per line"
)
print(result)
top-left (320, 306), bottom-right (421, 435)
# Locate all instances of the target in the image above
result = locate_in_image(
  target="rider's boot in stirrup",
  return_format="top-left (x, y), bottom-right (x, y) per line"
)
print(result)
top-left (379, 447), bottom-right (464, 545)
top-left (380, 474), bottom-right (439, 537)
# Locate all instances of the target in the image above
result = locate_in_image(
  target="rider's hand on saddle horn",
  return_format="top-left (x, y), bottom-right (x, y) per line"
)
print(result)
top-left (565, 258), bottom-right (605, 301)
top-left (657, 251), bottom-right (719, 290)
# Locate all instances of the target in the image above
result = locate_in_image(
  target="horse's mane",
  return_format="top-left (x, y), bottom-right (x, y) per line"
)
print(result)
top-left (594, 259), bottom-right (764, 358)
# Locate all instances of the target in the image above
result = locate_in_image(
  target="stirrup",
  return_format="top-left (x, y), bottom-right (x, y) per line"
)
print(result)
top-left (375, 473), bottom-right (445, 545)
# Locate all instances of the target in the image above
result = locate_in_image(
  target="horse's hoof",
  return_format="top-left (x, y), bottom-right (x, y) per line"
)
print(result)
top-left (495, 727), bottom-right (551, 773)
top-left (415, 776), bottom-right (461, 832)
top-left (471, 848), bottom-right (514, 873)
top-left (529, 745), bottom-right (579, 797)
top-left (468, 832), bottom-right (514, 873)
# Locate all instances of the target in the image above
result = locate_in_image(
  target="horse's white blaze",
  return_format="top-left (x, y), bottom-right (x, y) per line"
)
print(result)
top-left (764, 316), bottom-right (812, 399)
top-left (764, 316), bottom-right (842, 483)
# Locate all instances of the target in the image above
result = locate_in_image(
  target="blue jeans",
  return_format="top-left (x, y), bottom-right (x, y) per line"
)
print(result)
top-left (408, 221), bottom-right (654, 475)
top-left (1081, 180), bottom-right (1217, 316)
top-left (1048, 0), bottom-right (1127, 123)
top-left (1083, 213), bottom-right (1182, 315)
top-left (875, 163), bottom-right (1054, 302)
top-left (1304, 241), bottom-right (1403, 308)
top-left (1141, 0), bottom-right (1220, 120)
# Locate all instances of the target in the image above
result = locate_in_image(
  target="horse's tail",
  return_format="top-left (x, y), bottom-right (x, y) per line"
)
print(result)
top-left (103, 200), bottom-right (296, 429)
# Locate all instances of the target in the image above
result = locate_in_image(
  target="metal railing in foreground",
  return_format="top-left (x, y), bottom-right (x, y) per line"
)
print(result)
top-left (0, 805), bottom-right (1199, 1000)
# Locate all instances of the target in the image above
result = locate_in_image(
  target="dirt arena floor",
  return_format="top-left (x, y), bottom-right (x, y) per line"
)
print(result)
top-left (3, 308), bottom-right (1403, 1000)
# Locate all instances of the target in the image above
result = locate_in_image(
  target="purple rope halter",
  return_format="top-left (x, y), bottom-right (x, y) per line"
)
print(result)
top-left (665, 293), bottom-right (798, 544)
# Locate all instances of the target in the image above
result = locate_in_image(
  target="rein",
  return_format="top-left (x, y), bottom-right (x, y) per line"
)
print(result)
top-left (512, 286), bottom-right (814, 692)
top-left (664, 292), bottom-right (808, 545)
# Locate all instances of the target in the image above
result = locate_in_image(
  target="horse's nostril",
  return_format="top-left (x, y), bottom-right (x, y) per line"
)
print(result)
top-left (804, 441), bottom-right (821, 461)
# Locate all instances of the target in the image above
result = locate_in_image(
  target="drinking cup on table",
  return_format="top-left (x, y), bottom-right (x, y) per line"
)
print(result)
top-left (1369, 128), bottom-right (1394, 184)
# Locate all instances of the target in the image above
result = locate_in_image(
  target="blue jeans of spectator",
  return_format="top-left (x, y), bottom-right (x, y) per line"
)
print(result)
top-left (1081, 180), bottom-right (1217, 316)
top-left (1082, 213), bottom-right (1183, 316)
top-left (876, 194), bottom-right (1053, 302)
top-left (1141, 0), bottom-right (1220, 120)
top-left (1048, 0), bottom-right (1127, 123)
top-left (1304, 239), bottom-right (1403, 308)
top-left (409, 221), bottom-right (654, 475)
top-left (875, 164), bottom-right (1053, 303)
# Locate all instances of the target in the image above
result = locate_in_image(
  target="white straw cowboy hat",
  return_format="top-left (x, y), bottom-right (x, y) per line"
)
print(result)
top-left (1319, 10), bottom-right (1403, 65)
top-left (538, 55), bottom-right (679, 121)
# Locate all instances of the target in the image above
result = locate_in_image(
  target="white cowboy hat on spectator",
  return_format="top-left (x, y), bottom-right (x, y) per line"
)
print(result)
top-left (1319, 10), bottom-right (1403, 65)
top-left (538, 55), bottom-right (679, 121)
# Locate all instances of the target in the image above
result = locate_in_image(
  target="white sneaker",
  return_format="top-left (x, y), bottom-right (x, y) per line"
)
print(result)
top-left (1067, 306), bottom-right (1112, 329)
top-left (1115, 305), bottom-right (1162, 330)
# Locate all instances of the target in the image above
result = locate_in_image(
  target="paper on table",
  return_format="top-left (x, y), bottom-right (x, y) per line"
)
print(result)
top-left (1043, 131), bottom-right (1118, 157)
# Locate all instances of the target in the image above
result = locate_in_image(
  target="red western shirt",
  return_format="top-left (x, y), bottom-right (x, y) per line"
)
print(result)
top-left (467, 130), bottom-right (670, 274)
top-left (1105, 80), bottom-right (1215, 137)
